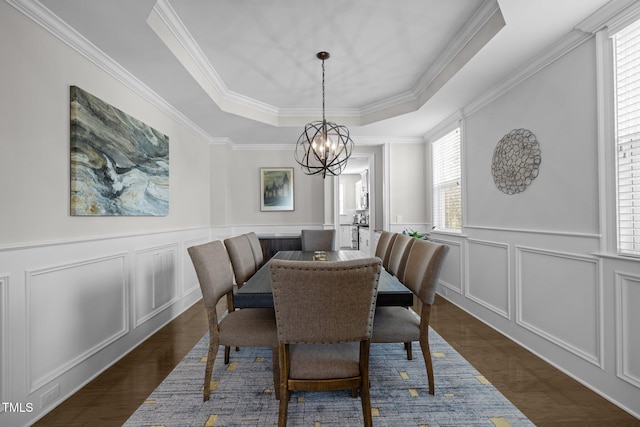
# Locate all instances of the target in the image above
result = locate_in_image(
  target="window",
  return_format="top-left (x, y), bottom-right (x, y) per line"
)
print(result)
top-left (614, 19), bottom-right (640, 256)
top-left (431, 127), bottom-right (462, 232)
top-left (339, 183), bottom-right (345, 215)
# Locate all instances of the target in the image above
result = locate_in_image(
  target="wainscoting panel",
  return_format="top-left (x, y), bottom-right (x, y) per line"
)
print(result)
top-left (466, 239), bottom-right (510, 319)
top-left (26, 254), bottom-right (128, 391)
top-left (516, 246), bottom-right (601, 366)
top-left (134, 244), bottom-right (179, 328)
top-left (434, 238), bottom-right (463, 295)
top-left (0, 227), bottom-right (212, 426)
top-left (615, 271), bottom-right (640, 388)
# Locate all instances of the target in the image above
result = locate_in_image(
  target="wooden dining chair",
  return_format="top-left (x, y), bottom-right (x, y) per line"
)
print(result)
top-left (244, 232), bottom-right (264, 270)
top-left (269, 257), bottom-right (382, 427)
top-left (371, 239), bottom-right (449, 395)
top-left (224, 234), bottom-right (257, 289)
top-left (374, 231), bottom-right (397, 270)
top-left (300, 229), bottom-right (335, 251)
top-left (188, 241), bottom-right (278, 401)
top-left (386, 233), bottom-right (416, 282)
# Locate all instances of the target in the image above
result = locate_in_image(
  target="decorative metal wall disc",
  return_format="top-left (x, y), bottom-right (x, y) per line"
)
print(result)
top-left (491, 128), bottom-right (541, 195)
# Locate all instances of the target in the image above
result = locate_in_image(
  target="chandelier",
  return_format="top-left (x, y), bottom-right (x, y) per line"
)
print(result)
top-left (295, 51), bottom-right (354, 178)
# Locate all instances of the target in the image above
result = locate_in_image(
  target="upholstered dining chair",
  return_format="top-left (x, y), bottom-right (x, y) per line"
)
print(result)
top-left (300, 229), bottom-right (335, 251)
top-left (244, 232), bottom-right (264, 270)
top-left (371, 239), bottom-right (449, 395)
top-left (374, 231), bottom-right (398, 270)
top-left (188, 241), bottom-right (278, 401)
top-left (386, 233), bottom-right (416, 282)
top-left (269, 258), bottom-right (382, 427)
top-left (224, 234), bottom-right (257, 289)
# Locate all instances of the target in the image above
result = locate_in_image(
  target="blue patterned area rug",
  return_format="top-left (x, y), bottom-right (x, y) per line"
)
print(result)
top-left (124, 329), bottom-right (533, 427)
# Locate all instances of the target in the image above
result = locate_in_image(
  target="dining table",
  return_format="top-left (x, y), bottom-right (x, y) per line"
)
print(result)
top-left (234, 250), bottom-right (413, 308)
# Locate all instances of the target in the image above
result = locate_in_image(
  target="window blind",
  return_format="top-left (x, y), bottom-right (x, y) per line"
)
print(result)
top-left (615, 20), bottom-right (640, 256)
top-left (432, 128), bottom-right (461, 232)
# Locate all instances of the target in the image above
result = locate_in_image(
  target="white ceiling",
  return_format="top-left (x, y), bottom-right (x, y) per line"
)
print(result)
top-left (29, 0), bottom-right (616, 145)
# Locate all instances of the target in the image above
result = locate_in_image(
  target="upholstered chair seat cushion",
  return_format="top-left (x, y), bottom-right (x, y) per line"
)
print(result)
top-left (372, 306), bottom-right (419, 343)
top-left (288, 342), bottom-right (360, 380)
top-left (218, 308), bottom-right (278, 348)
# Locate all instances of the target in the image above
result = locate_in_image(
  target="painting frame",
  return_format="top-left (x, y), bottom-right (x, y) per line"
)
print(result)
top-left (260, 167), bottom-right (294, 212)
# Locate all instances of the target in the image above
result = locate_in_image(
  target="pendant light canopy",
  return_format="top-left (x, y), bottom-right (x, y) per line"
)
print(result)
top-left (295, 52), bottom-right (354, 179)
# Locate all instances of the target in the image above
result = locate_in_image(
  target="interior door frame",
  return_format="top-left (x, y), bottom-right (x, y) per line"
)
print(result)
top-left (334, 152), bottom-right (375, 255)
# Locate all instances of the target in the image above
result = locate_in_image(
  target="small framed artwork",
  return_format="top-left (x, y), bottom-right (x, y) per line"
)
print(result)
top-left (260, 167), bottom-right (294, 211)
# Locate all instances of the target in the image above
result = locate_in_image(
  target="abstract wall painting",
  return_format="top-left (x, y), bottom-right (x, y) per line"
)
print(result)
top-left (260, 167), bottom-right (294, 211)
top-left (70, 86), bottom-right (169, 216)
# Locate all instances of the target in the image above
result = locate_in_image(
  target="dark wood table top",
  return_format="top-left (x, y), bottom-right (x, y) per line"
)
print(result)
top-left (234, 250), bottom-right (413, 308)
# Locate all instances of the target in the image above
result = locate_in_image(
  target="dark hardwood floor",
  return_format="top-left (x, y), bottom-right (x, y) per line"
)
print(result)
top-left (34, 296), bottom-right (639, 426)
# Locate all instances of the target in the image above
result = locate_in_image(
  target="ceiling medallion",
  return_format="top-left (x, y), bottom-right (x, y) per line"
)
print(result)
top-left (295, 51), bottom-right (354, 179)
top-left (491, 128), bottom-right (541, 195)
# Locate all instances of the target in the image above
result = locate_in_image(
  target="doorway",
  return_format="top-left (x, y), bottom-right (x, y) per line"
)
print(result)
top-left (334, 153), bottom-right (375, 256)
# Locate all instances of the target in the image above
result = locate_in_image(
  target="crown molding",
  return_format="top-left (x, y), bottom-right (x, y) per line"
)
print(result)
top-left (463, 0), bottom-right (640, 119)
top-left (463, 28), bottom-right (592, 118)
top-left (413, 0), bottom-right (502, 100)
top-left (5, 0), bottom-right (215, 144)
top-left (424, 111), bottom-right (464, 142)
top-left (149, 0), bottom-right (502, 128)
top-left (575, 0), bottom-right (640, 35)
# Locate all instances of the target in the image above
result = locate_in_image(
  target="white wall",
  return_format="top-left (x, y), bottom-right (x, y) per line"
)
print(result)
top-left (433, 36), bottom-right (640, 417)
top-left (389, 143), bottom-right (428, 232)
top-left (341, 174), bottom-right (361, 212)
top-left (465, 40), bottom-right (599, 234)
top-left (223, 148), bottom-right (325, 227)
top-left (0, 2), bottom-right (214, 425)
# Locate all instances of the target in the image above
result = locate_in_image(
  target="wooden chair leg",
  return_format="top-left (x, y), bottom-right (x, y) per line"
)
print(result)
top-left (421, 337), bottom-right (434, 395)
top-left (361, 387), bottom-right (373, 427)
top-left (224, 346), bottom-right (230, 364)
top-left (203, 338), bottom-right (218, 401)
top-left (278, 343), bottom-right (290, 427)
top-left (272, 347), bottom-right (280, 400)
top-left (360, 341), bottom-right (373, 427)
top-left (278, 389), bottom-right (289, 427)
top-left (420, 305), bottom-right (435, 395)
top-left (405, 342), bottom-right (413, 360)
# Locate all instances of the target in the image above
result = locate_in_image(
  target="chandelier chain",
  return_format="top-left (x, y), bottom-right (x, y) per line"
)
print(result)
top-left (321, 58), bottom-right (326, 123)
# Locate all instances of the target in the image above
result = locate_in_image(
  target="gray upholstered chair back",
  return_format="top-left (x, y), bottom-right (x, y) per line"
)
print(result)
top-left (386, 234), bottom-right (415, 281)
top-left (300, 229), bottom-right (335, 251)
top-left (374, 231), bottom-right (397, 269)
top-left (403, 239), bottom-right (449, 305)
top-left (244, 232), bottom-right (264, 269)
top-left (224, 235), bottom-right (256, 287)
top-left (187, 241), bottom-right (234, 309)
top-left (269, 258), bottom-right (381, 344)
